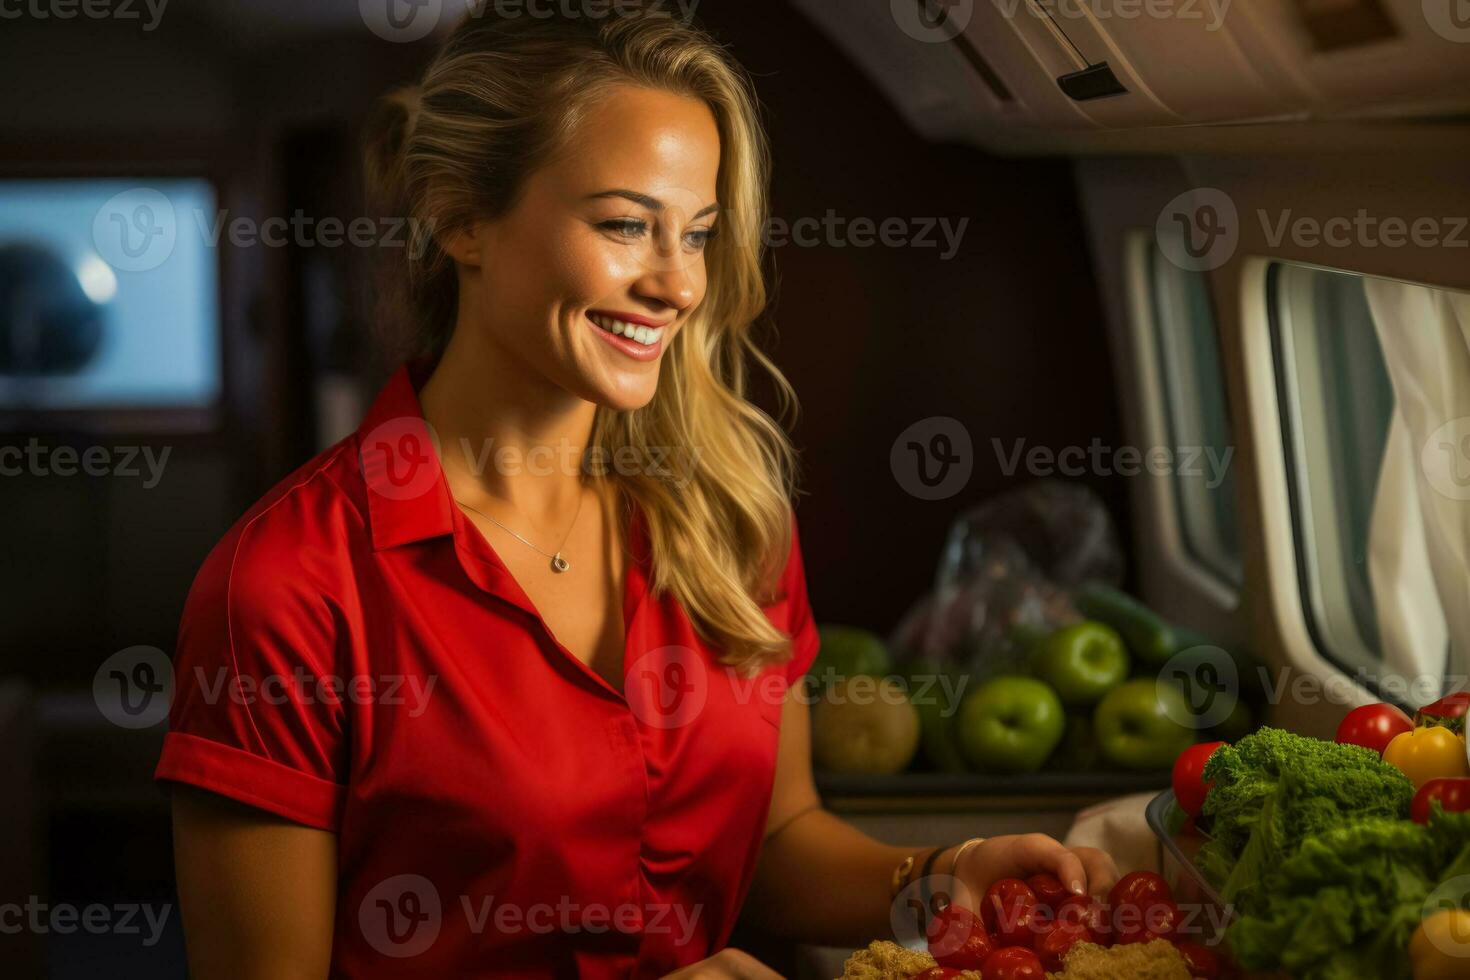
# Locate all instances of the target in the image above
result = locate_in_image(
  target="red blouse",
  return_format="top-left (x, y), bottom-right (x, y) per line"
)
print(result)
top-left (154, 360), bottom-right (820, 978)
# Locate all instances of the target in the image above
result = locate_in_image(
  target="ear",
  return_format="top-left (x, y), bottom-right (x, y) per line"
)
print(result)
top-left (440, 219), bottom-right (491, 269)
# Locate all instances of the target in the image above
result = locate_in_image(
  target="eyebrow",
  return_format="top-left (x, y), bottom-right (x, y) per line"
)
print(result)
top-left (587, 189), bottom-right (721, 220)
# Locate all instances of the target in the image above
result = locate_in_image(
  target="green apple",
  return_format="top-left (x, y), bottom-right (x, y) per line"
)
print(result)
top-left (810, 676), bottom-right (920, 775)
top-left (810, 624), bottom-right (892, 687)
top-left (1031, 622), bottom-right (1130, 707)
top-left (1093, 679), bottom-right (1197, 769)
top-left (957, 676), bottom-right (1065, 774)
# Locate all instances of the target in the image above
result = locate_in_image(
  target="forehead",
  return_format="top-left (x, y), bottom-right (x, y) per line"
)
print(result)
top-left (542, 84), bottom-right (722, 205)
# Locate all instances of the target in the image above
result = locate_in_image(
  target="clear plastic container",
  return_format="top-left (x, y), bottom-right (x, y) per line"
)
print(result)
top-left (1144, 789), bottom-right (1231, 941)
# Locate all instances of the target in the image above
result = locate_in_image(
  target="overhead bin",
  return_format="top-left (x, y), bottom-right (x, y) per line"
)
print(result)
top-left (787, 0), bottom-right (1470, 150)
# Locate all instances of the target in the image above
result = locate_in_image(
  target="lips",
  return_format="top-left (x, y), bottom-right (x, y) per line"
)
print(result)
top-left (586, 311), bottom-right (668, 347)
top-left (586, 312), bottom-right (666, 363)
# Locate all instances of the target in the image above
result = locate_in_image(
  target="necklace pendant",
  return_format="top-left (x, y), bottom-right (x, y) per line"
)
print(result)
top-left (550, 553), bottom-right (570, 573)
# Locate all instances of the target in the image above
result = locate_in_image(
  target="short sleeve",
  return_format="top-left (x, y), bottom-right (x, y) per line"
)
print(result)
top-left (153, 504), bottom-right (349, 831)
top-left (776, 512), bottom-right (821, 685)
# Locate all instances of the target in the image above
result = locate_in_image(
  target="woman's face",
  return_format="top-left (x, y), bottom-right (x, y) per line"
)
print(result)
top-left (449, 83), bottom-right (722, 412)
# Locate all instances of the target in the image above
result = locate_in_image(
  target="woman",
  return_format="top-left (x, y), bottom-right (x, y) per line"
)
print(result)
top-left (155, 5), bottom-right (1118, 977)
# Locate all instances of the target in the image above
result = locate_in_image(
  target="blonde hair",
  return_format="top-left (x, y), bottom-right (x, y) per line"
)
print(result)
top-left (363, 2), bottom-right (804, 673)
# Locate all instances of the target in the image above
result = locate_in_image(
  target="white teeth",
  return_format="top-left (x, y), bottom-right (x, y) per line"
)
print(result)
top-left (590, 313), bottom-right (663, 346)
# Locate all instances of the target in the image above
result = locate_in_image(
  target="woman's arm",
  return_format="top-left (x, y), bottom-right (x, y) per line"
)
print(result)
top-left (170, 784), bottom-right (338, 980)
top-left (747, 691), bottom-right (1119, 950)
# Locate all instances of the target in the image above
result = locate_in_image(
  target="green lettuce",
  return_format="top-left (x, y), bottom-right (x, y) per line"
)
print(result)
top-left (1197, 727), bottom-right (1414, 913)
top-left (1192, 727), bottom-right (1470, 980)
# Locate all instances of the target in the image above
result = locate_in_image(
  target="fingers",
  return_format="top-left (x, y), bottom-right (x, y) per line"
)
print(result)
top-left (1071, 846), bottom-right (1120, 899)
top-left (1015, 834), bottom-right (1088, 897)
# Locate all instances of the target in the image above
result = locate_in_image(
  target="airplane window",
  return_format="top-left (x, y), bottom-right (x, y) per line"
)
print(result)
top-left (1269, 263), bottom-right (1466, 697)
top-left (1142, 241), bottom-right (1243, 589)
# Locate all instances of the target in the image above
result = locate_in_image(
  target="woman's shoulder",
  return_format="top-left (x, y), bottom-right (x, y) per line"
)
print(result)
top-left (189, 438), bottom-right (369, 614)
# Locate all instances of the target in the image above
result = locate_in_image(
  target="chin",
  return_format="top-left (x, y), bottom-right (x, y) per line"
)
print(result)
top-left (591, 378), bottom-right (660, 413)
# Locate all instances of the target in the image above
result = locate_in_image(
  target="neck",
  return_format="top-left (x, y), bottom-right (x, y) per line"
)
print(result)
top-left (419, 320), bottom-right (597, 527)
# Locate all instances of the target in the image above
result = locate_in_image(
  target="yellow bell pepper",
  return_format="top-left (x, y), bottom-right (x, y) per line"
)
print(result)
top-left (1410, 909), bottom-right (1470, 980)
top-left (1383, 726), bottom-right (1470, 790)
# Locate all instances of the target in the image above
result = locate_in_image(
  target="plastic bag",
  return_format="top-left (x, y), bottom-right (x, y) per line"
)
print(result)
top-left (936, 479), bottom-right (1124, 592)
top-left (888, 480), bottom-right (1121, 678)
top-left (889, 537), bottom-right (1079, 678)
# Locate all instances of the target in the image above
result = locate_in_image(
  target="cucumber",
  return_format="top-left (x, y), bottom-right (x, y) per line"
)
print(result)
top-left (1073, 583), bottom-right (1177, 667)
top-left (1173, 627), bottom-right (1269, 703)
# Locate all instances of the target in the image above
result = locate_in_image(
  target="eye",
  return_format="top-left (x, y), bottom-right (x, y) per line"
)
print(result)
top-left (684, 226), bottom-right (718, 250)
top-left (597, 218), bottom-right (648, 239)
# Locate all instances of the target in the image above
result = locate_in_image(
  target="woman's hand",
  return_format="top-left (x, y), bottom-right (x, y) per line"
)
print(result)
top-left (952, 834), bottom-right (1119, 902)
top-left (660, 948), bottom-right (785, 979)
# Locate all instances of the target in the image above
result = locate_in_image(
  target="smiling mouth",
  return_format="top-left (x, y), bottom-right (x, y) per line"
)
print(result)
top-left (587, 312), bottom-right (668, 347)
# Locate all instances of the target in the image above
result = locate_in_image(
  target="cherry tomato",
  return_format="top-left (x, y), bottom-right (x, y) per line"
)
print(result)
top-left (1335, 703), bottom-right (1414, 755)
top-left (1383, 726), bottom-right (1470, 790)
top-left (1056, 894), bottom-right (1112, 946)
top-left (1026, 873), bottom-right (1071, 916)
top-left (926, 904), bottom-right (993, 968)
top-left (1108, 871), bottom-right (1173, 911)
top-left (913, 969), bottom-right (962, 980)
top-left (980, 945), bottom-right (1046, 980)
top-left (1174, 940), bottom-right (1221, 979)
top-left (1114, 898), bottom-right (1180, 944)
top-left (981, 878), bottom-right (1039, 947)
top-left (1411, 777), bottom-right (1470, 824)
top-left (1034, 918), bottom-right (1093, 972)
top-left (1171, 741), bottom-right (1226, 816)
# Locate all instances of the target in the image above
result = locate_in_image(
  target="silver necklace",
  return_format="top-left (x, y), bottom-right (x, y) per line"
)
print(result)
top-left (455, 488), bottom-right (585, 573)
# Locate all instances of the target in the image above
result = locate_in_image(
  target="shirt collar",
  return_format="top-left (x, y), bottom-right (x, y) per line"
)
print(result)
top-left (353, 357), bottom-right (653, 571)
top-left (355, 357), bottom-right (458, 552)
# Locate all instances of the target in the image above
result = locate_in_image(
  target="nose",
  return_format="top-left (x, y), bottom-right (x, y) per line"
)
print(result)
top-left (630, 260), bottom-right (698, 320)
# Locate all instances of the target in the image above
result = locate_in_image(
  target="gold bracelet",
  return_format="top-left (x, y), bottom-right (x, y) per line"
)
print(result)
top-left (889, 853), bottom-right (917, 901)
top-left (949, 836), bottom-right (986, 881)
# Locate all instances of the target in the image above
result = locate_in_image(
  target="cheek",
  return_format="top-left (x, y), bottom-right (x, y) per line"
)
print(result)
top-left (546, 232), bottom-right (639, 305)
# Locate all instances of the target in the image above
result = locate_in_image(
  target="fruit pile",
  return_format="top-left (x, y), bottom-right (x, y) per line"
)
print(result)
top-left (808, 585), bottom-right (1262, 777)
top-left (913, 870), bottom-right (1222, 978)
